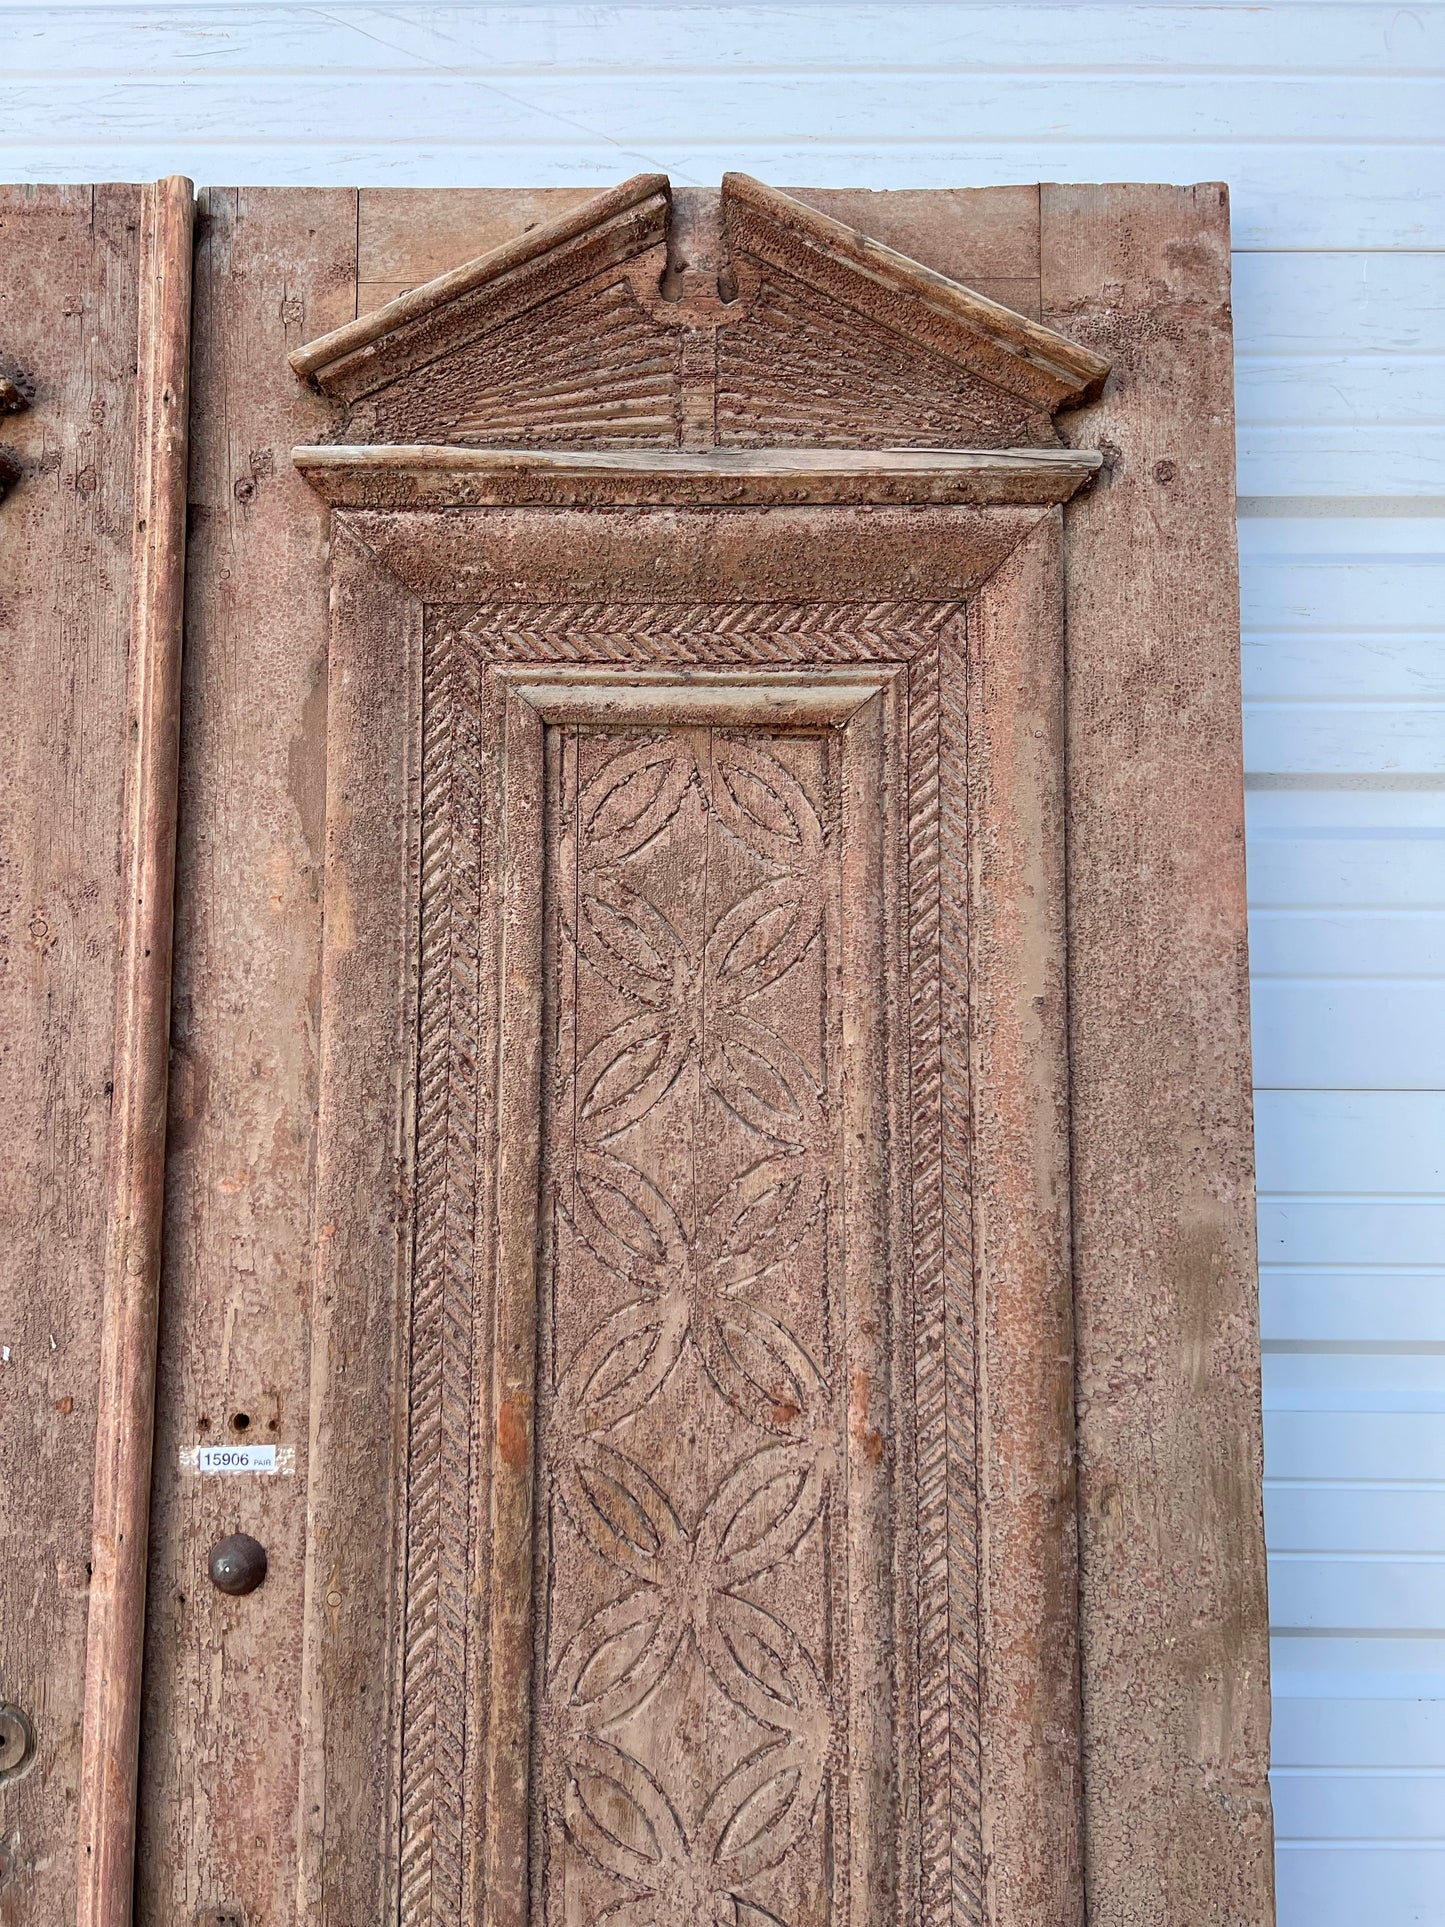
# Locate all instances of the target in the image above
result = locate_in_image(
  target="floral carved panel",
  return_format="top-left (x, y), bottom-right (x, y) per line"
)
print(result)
top-left (539, 725), bottom-right (854, 1927)
top-left (307, 503), bottom-right (1080, 1927)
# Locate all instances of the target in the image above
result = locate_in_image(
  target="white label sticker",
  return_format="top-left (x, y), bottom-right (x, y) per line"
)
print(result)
top-left (179, 1443), bottom-right (295, 1476)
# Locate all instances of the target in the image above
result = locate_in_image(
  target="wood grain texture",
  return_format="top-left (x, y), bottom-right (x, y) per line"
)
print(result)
top-left (304, 479), bottom-right (1079, 1924)
top-left (293, 446), bottom-right (1101, 512)
top-left (297, 524), bottom-right (420, 1927)
top-left (134, 187), bottom-right (359, 1927)
top-left (76, 174), bottom-right (193, 1927)
top-left (1042, 184), bottom-right (1275, 1925)
top-left (0, 180), bottom-right (140, 1927)
top-left (968, 512), bottom-right (1081, 1927)
top-left (291, 178), bottom-right (1110, 460)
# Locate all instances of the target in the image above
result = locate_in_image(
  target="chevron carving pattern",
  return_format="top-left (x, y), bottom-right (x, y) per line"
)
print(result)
top-left (399, 599), bottom-right (980, 1927)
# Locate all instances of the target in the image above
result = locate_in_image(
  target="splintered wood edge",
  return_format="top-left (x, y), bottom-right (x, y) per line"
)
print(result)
top-left (288, 172), bottom-right (670, 385)
top-left (722, 172), bottom-right (1113, 405)
top-left (290, 444), bottom-right (1104, 509)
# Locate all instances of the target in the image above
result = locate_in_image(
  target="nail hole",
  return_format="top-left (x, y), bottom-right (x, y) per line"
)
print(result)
top-left (231, 1412), bottom-right (251, 1433)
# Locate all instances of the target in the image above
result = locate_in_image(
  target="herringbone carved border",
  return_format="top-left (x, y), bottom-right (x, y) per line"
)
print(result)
top-left (402, 598), bottom-right (981, 1927)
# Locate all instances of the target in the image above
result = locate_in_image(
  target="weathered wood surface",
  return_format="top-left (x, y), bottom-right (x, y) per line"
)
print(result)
top-left (1043, 182), bottom-right (1275, 1924)
top-left (292, 443), bottom-right (1102, 510)
top-left (0, 181), bottom-right (140, 1926)
top-left (299, 499), bottom-right (1080, 1926)
top-left (133, 188), bottom-right (357, 1927)
top-left (77, 173), bottom-right (194, 1927)
top-left (123, 182), bottom-right (1271, 1927)
top-left (296, 177), bottom-right (1107, 457)
top-left (968, 512), bottom-right (1081, 1926)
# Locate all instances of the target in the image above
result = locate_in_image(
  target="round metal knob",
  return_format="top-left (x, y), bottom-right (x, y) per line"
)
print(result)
top-left (0, 1704), bottom-right (34, 1783)
top-left (208, 1533), bottom-right (268, 1597)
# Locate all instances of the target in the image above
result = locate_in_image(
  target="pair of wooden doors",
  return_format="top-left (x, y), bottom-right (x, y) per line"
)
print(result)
top-left (0, 175), bottom-right (1273, 1926)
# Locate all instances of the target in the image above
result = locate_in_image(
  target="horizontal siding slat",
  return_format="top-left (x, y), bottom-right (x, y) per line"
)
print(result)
top-left (1260, 1202), bottom-right (1445, 1265)
top-left (1256, 1092), bottom-right (1445, 1191)
top-left (1269, 1558), bottom-right (1445, 1633)
top-left (1238, 429), bottom-right (1445, 498)
top-left (1241, 561), bottom-right (1445, 637)
top-left (1263, 1270), bottom-right (1445, 1345)
top-left (1243, 634), bottom-right (1445, 704)
top-left (0, 136), bottom-right (1436, 249)
top-left (1267, 1487), bottom-right (1445, 1555)
top-left (1267, 1411), bottom-right (1445, 1481)
top-left (1233, 252), bottom-right (1445, 359)
top-left (1274, 1847), bottom-right (1445, 1927)
top-left (1245, 701), bottom-right (1445, 777)
top-left (8, 4), bottom-right (1444, 79)
top-left (1237, 355), bottom-right (1445, 424)
top-left (1273, 1771), bottom-right (1445, 1843)
top-left (1245, 838), bottom-right (1445, 912)
top-left (1274, 1698), bottom-right (1445, 1768)
top-left (4, 74), bottom-right (1444, 145)
top-left (1274, 1634), bottom-right (1445, 1697)
top-left (1251, 982), bottom-right (1445, 1088)
top-left (1250, 912), bottom-right (1445, 980)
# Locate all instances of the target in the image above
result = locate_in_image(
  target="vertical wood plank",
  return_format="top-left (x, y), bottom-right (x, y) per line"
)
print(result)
top-left (135, 187), bottom-right (357, 1927)
top-left (76, 174), bottom-right (194, 1927)
top-left (968, 510), bottom-right (1082, 1927)
top-left (0, 179), bottom-right (140, 1927)
top-left (298, 523), bottom-right (419, 1927)
top-left (1042, 183), bottom-right (1275, 1926)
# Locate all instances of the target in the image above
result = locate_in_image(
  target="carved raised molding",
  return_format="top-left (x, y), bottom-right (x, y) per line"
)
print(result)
top-left (290, 173), bottom-right (1109, 454)
top-left (296, 176), bottom-right (1105, 1927)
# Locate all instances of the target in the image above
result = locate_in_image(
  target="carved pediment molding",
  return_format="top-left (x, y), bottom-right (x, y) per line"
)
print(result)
top-left (721, 173), bottom-right (1109, 415)
top-left (289, 171), bottom-right (671, 401)
top-left (289, 173), bottom-right (1111, 453)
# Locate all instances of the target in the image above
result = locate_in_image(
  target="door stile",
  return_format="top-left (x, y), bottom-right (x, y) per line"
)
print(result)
top-left (76, 174), bottom-right (195, 1927)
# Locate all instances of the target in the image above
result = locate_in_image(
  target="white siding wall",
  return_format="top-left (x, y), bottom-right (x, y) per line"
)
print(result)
top-left (4, 5), bottom-right (1441, 1918)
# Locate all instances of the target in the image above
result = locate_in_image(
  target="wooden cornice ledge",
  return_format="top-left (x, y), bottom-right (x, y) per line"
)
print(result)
top-left (291, 443), bottom-right (1103, 510)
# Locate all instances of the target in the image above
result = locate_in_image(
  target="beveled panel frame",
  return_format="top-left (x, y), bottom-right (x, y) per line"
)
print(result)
top-left (300, 497), bottom-right (1078, 1927)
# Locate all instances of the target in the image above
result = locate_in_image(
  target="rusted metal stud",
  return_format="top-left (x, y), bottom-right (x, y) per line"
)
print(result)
top-left (207, 1533), bottom-right (268, 1597)
top-left (0, 1703), bottom-right (36, 1783)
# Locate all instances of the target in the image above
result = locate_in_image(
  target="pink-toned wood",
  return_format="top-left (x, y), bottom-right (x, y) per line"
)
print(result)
top-left (0, 180), bottom-right (140, 1927)
top-left (292, 443), bottom-right (1100, 511)
top-left (297, 522), bottom-right (419, 1927)
top-left (109, 179), bottom-right (1267, 1927)
top-left (783, 186), bottom-right (1041, 320)
top-left (134, 187), bottom-right (361, 1927)
top-left (336, 501), bottom-right (1057, 607)
top-left (968, 512), bottom-right (1081, 1926)
top-left (300, 496), bottom-right (1077, 1927)
top-left (76, 174), bottom-right (194, 1927)
top-left (1043, 183), bottom-right (1275, 1926)
top-left (289, 174), bottom-right (1109, 458)
top-left (480, 683), bottom-right (544, 1927)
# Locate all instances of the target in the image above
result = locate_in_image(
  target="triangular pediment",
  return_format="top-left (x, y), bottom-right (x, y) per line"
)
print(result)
top-left (291, 173), bottom-right (1110, 452)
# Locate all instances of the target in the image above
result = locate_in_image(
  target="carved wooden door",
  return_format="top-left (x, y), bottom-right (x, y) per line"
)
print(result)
top-left (283, 174), bottom-right (1107, 1926)
top-left (0, 172), bottom-right (1273, 1927)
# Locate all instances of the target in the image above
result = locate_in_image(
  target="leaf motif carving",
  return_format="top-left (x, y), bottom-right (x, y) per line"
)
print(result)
top-left (568, 1147), bottom-right (685, 1285)
top-left (563, 1741), bottom-right (685, 1882)
top-left (578, 876), bottom-right (687, 1004)
top-left (580, 737), bottom-right (699, 865)
top-left (577, 1014), bottom-right (691, 1139)
top-left (707, 875), bottom-right (820, 1003)
top-left (543, 727), bottom-right (849, 1927)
